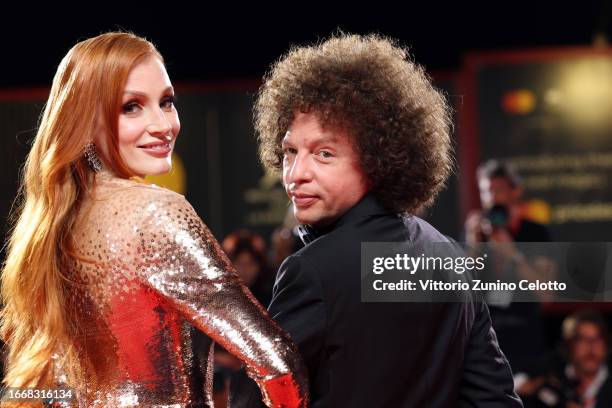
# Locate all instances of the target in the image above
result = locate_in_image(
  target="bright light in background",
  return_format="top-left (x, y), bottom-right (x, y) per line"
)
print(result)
top-left (557, 58), bottom-right (612, 127)
top-left (502, 89), bottom-right (537, 114)
top-left (145, 153), bottom-right (187, 194)
top-left (544, 88), bottom-right (563, 106)
top-left (522, 199), bottom-right (552, 224)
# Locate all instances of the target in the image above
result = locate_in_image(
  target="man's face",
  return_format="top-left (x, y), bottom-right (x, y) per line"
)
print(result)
top-left (282, 112), bottom-right (369, 227)
top-left (478, 176), bottom-right (519, 209)
top-left (571, 322), bottom-right (608, 376)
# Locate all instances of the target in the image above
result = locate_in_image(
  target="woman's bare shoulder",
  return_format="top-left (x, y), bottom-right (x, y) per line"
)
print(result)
top-left (83, 179), bottom-right (194, 231)
top-left (97, 178), bottom-right (188, 207)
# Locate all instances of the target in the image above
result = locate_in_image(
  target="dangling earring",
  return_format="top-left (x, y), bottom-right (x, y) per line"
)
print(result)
top-left (84, 142), bottom-right (102, 172)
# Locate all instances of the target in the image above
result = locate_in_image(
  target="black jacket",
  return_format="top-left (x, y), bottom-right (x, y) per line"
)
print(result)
top-left (232, 194), bottom-right (522, 407)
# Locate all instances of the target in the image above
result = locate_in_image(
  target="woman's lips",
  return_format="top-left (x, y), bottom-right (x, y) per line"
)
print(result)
top-left (138, 142), bottom-right (172, 157)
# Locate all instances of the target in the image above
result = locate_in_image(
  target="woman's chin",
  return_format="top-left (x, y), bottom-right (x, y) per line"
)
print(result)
top-left (134, 162), bottom-right (172, 178)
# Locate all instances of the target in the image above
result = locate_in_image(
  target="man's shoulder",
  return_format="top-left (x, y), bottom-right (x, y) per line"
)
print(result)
top-left (401, 215), bottom-right (455, 244)
top-left (290, 213), bottom-right (453, 268)
top-left (287, 231), bottom-right (342, 269)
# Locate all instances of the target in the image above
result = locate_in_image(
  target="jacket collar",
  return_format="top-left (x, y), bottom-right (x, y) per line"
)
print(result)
top-left (297, 193), bottom-right (389, 245)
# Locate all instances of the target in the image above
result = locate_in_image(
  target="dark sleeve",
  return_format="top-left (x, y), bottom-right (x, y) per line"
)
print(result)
top-left (458, 300), bottom-right (524, 407)
top-left (231, 255), bottom-right (326, 407)
top-left (268, 255), bottom-right (327, 366)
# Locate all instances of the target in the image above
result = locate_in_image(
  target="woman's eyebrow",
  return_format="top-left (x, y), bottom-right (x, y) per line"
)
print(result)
top-left (123, 86), bottom-right (174, 97)
top-left (124, 90), bottom-right (147, 97)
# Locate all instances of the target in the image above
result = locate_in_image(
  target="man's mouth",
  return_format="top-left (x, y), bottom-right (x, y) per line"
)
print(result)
top-left (291, 193), bottom-right (318, 208)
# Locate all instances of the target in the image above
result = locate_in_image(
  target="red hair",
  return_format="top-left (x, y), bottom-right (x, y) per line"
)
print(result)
top-left (1, 32), bottom-right (162, 396)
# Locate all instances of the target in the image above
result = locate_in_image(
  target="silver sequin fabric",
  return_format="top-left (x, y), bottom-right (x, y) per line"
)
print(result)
top-left (56, 172), bottom-right (308, 407)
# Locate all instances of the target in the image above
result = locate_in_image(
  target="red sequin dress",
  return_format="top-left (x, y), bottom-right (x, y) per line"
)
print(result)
top-left (55, 172), bottom-right (308, 407)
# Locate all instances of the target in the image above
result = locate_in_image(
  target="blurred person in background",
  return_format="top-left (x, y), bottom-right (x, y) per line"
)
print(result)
top-left (562, 310), bottom-right (612, 408)
top-left (517, 310), bottom-right (612, 408)
top-left (465, 159), bottom-right (553, 377)
top-left (466, 159), bottom-right (551, 245)
top-left (222, 229), bottom-right (274, 306)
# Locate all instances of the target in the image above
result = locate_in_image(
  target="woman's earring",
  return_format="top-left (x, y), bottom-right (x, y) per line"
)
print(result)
top-left (84, 142), bottom-right (102, 172)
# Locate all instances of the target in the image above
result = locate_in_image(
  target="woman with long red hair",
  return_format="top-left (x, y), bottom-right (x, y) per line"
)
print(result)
top-left (0, 32), bottom-right (307, 407)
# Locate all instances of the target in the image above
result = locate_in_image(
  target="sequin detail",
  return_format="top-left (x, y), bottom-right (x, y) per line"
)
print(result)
top-left (57, 173), bottom-right (308, 407)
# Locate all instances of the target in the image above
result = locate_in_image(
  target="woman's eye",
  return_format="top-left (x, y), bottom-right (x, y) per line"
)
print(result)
top-left (283, 147), bottom-right (297, 156)
top-left (318, 150), bottom-right (333, 159)
top-left (161, 95), bottom-right (176, 110)
top-left (122, 102), bottom-right (140, 114)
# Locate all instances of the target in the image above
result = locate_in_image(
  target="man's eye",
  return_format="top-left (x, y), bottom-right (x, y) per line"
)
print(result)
top-left (318, 150), bottom-right (333, 159)
top-left (122, 102), bottom-right (140, 114)
top-left (284, 147), bottom-right (297, 155)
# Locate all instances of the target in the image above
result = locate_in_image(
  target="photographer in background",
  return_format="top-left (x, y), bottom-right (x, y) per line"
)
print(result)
top-left (517, 310), bottom-right (612, 408)
top-left (559, 310), bottom-right (612, 408)
top-left (466, 159), bottom-right (551, 245)
top-left (465, 159), bottom-right (553, 379)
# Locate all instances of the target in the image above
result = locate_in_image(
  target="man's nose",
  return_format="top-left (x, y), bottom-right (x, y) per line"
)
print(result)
top-left (287, 153), bottom-right (313, 184)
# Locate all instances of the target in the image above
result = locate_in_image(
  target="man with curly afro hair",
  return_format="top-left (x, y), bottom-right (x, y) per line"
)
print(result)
top-left (231, 34), bottom-right (522, 408)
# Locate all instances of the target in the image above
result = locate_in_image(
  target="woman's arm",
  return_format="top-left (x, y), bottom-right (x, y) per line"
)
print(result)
top-left (133, 191), bottom-right (308, 408)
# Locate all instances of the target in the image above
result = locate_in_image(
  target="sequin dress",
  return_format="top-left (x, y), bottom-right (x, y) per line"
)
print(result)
top-left (57, 172), bottom-right (308, 407)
